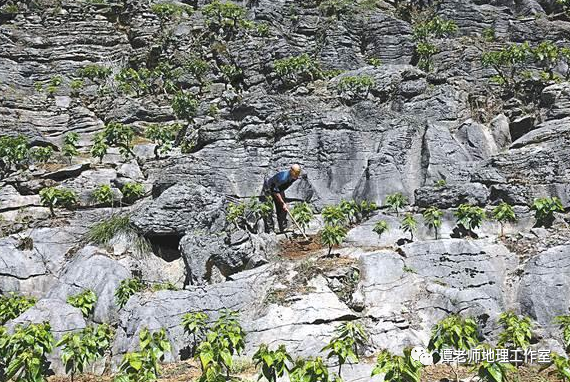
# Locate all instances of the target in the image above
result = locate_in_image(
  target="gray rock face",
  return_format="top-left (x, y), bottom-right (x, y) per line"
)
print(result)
top-left (518, 245), bottom-right (570, 331)
top-left (355, 239), bottom-right (518, 351)
top-left (414, 183), bottom-right (490, 208)
top-left (46, 246), bottom-right (131, 323)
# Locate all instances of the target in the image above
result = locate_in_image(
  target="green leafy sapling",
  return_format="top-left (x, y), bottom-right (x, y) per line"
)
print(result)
top-left (67, 289), bottom-right (97, 318)
top-left (385, 193), bottom-right (408, 216)
top-left (492, 202), bottom-right (517, 237)
top-left (371, 348), bottom-right (423, 382)
top-left (253, 344), bottom-right (292, 382)
top-left (373, 220), bottom-right (389, 239)
top-left (422, 206), bottom-right (443, 239)
top-left (531, 197), bottom-right (564, 228)
top-left (321, 225), bottom-right (348, 256)
top-left (454, 204), bottom-right (486, 237)
top-left (400, 213), bottom-right (417, 241)
top-left (291, 202), bottom-right (314, 234)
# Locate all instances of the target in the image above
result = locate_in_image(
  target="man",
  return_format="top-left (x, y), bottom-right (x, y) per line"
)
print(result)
top-left (261, 164), bottom-right (302, 233)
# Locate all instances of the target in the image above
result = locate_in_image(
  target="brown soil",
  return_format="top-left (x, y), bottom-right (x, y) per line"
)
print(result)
top-left (421, 363), bottom-right (563, 382)
top-left (280, 233), bottom-right (323, 259)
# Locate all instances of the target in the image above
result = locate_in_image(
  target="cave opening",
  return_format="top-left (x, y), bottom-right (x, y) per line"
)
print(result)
top-left (146, 234), bottom-right (183, 263)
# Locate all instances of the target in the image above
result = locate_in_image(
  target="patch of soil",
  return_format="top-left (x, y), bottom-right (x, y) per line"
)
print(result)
top-left (421, 364), bottom-right (563, 382)
top-left (280, 234), bottom-right (323, 259)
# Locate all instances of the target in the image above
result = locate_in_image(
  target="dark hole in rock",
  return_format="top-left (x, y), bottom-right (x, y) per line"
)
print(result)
top-left (147, 234), bottom-right (182, 263)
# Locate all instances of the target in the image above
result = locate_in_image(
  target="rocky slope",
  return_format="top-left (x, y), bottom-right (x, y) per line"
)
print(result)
top-left (1, 0), bottom-right (570, 380)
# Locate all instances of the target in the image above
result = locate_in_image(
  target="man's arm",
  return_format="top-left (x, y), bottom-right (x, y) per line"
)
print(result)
top-left (273, 192), bottom-right (288, 211)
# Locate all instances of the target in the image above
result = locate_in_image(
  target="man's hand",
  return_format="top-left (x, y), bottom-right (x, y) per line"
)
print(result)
top-left (282, 203), bottom-right (289, 212)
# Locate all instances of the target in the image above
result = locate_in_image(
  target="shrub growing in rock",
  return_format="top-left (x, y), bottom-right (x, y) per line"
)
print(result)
top-left (322, 205), bottom-right (347, 226)
top-left (291, 202), bottom-right (314, 234)
top-left (373, 220), bottom-right (389, 238)
top-left (454, 204), bottom-right (486, 237)
top-left (182, 312), bottom-right (209, 356)
top-left (57, 324), bottom-right (114, 382)
top-left (90, 133), bottom-right (108, 163)
top-left (145, 123), bottom-right (181, 159)
top-left (384, 192), bottom-right (408, 216)
top-left (171, 91), bottom-right (199, 122)
top-left (412, 16), bottom-right (458, 71)
top-left (492, 202), bottom-right (516, 237)
top-left (337, 75), bottom-right (375, 101)
top-left (67, 289), bottom-right (97, 318)
top-left (531, 196), bottom-right (564, 228)
top-left (273, 54), bottom-right (323, 88)
top-left (78, 64), bottom-right (111, 81)
top-left (220, 64), bottom-right (243, 88)
top-left (253, 344), bottom-right (292, 382)
top-left (422, 206), bottom-right (443, 239)
top-left (114, 278), bottom-right (144, 309)
top-left (475, 343), bottom-right (516, 382)
top-left (318, 0), bottom-right (352, 16)
top-left (321, 225), bottom-right (347, 256)
top-left (400, 213), bottom-right (417, 241)
top-left (289, 357), bottom-right (329, 382)
top-left (0, 135), bottom-right (30, 175)
top-left (353, 200), bottom-right (377, 222)
top-left (151, 2), bottom-right (192, 21)
top-left (39, 186), bottom-right (78, 216)
top-left (548, 353), bottom-right (570, 382)
top-left (0, 293), bottom-right (36, 324)
top-left (202, 0), bottom-right (250, 40)
top-left (121, 183), bottom-right (145, 204)
top-left (498, 311), bottom-right (533, 350)
top-left (481, 42), bottom-right (531, 94)
top-left (428, 315), bottom-right (480, 382)
top-left (92, 184), bottom-right (115, 206)
top-left (371, 348), bottom-right (422, 382)
top-left (102, 122), bottom-right (136, 160)
top-left (2, 322), bottom-right (54, 382)
top-left (322, 322), bottom-right (367, 377)
top-left (30, 146), bottom-right (53, 163)
top-left (114, 328), bottom-right (171, 382)
top-left (196, 310), bottom-right (246, 381)
top-left (63, 132), bottom-right (80, 163)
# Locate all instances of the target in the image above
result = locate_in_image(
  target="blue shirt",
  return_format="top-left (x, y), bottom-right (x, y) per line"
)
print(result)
top-left (264, 170), bottom-right (297, 193)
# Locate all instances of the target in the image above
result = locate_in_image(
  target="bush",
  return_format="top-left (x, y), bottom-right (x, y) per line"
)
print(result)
top-left (184, 58), bottom-right (210, 85)
top-left (322, 322), bottom-right (367, 377)
top-left (2, 322), bottom-right (54, 382)
top-left (0, 293), bottom-right (36, 325)
top-left (220, 64), bottom-right (243, 88)
top-left (102, 122), bottom-right (135, 160)
top-left (181, 312), bottom-right (208, 356)
top-left (195, 310), bottom-right (246, 380)
top-left (202, 0), bottom-right (250, 39)
top-left (353, 200), bottom-right (377, 222)
top-left (226, 198), bottom-right (273, 233)
top-left (171, 91), bottom-right (199, 121)
top-left (121, 183), bottom-right (145, 204)
top-left (78, 64), bottom-right (111, 81)
top-left (57, 324), bottom-right (114, 381)
top-left (115, 68), bottom-right (151, 96)
top-left (39, 187), bottom-right (78, 216)
top-left (412, 16), bottom-right (458, 72)
top-left (454, 204), bottom-right (486, 237)
top-left (531, 196), bottom-right (564, 228)
top-left (498, 312), bottom-right (533, 350)
top-left (115, 278), bottom-right (144, 309)
top-left (422, 206), bottom-right (443, 239)
top-left (30, 146), bottom-right (53, 163)
top-left (145, 123), bottom-right (181, 160)
top-left (289, 357), bottom-right (329, 382)
top-left (321, 225), bottom-right (347, 256)
top-left (368, 57), bottom-right (382, 67)
top-left (322, 205), bottom-right (347, 226)
top-left (291, 202), bottom-right (314, 234)
top-left (273, 54), bottom-right (323, 87)
top-left (92, 184), bottom-right (115, 206)
top-left (428, 315), bottom-right (480, 382)
top-left (63, 132), bottom-right (80, 163)
top-left (114, 328), bottom-right (171, 382)
top-left (475, 344), bottom-right (516, 382)
top-left (0, 135), bottom-right (30, 174)
top-left (400, 213), bottom-right (417, 241)
top-left (481, 42), bottom-right (531, 93)
top-left (90, 133), bottom-right (108, 163)
top-left (151, 2), bottom-right (192, 21)
top-left (253, 344), bottom-right (292, 382)
top-left (318, 0), bottom-right (352, 17)
top-left (492, 202), bottom-right (516, 237)
top-left (46, 76), bottom-right (63, 96)
top-left (384, 192), bottom-right (408, 216)
top-left (70, 79), bottom-right (84, 93)
top-left (373, 220), bottom-right (389, 238)
top-left (371, 348), bottom-right (422, 382)
top-left (67, 289), bottom-right (97, 318)
top-left (337, 75), bottom-right (374, 100)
